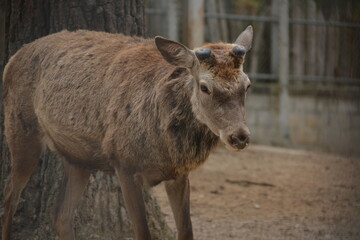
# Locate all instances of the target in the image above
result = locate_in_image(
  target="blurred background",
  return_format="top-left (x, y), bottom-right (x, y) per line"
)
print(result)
top-left (0, 1), bottom-right (359, 239)
top-left (145, 0), bottom-right (360, 157)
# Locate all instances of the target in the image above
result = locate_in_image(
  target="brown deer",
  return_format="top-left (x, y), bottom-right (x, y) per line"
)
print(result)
top-left (2, 25), bottom-right (253, 240)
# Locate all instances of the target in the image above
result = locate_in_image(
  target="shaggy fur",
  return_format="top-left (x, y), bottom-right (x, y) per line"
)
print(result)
top-left (2, 26), bottom-right (253, 240)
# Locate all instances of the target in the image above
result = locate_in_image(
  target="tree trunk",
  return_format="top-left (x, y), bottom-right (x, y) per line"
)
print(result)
top-left (0, 0), bottom-right (173, 239)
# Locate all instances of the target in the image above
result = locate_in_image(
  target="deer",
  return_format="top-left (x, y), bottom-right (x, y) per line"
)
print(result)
top-left (1, 25), bottom-right (253, 240)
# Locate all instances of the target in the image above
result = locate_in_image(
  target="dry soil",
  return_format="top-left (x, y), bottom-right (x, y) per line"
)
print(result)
top-left (152, 145), bottom-right (360, 240)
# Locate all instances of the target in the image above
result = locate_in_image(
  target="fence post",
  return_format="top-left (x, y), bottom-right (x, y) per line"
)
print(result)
top-left (167, 0), bottom-right (179, 41)
top-left (278, 0), bottom-right (290, 143)
top-left (271, 0), bottom-right (279, 75)
top-left (185, 0), bottom-right (205, 48)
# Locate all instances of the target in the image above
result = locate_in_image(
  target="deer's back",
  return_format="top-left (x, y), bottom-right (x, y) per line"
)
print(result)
top-left (3, 30), bottom-right (171, 169)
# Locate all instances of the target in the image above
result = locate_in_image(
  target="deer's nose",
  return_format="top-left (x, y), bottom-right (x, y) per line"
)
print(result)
top-left (229, 133), bottom-right (250, 149)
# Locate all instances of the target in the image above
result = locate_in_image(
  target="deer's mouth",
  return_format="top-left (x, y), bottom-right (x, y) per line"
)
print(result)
top-left (222, 140), bottom-right (249, 152)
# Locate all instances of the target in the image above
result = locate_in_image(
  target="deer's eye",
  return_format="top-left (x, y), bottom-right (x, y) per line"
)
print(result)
top-left (200, 84), bottom-right (211, 95)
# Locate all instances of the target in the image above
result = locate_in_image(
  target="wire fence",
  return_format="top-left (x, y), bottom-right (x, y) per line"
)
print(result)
top-left (145, 0), bottom-right (360, 86)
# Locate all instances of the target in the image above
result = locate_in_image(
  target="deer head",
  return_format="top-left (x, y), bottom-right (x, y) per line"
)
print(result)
top-left (156, 25), bottom-right (253, 151)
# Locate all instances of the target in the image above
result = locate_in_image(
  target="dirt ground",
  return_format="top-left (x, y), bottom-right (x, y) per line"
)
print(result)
top-left (152, 145), bottom-right (360, 240)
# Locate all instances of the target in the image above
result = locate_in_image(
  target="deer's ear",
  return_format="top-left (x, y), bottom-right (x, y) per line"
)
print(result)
top-left (155, 36), bottom-right (196, 68)
top-left (234, 25), bottom-right (253, 52)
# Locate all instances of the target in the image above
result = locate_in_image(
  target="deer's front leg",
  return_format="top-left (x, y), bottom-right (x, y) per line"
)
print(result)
top-left (116, 169), bottom-right (151, 240)
top-left (165, 174), bottom-right (193, 240)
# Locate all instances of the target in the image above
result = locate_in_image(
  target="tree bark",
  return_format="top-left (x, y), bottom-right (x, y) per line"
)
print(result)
top-left (0, 0), bottom-right (173, 239)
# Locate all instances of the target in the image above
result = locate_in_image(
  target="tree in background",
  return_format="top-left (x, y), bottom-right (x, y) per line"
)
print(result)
top-left (0, 0), bottom-right (172, 239)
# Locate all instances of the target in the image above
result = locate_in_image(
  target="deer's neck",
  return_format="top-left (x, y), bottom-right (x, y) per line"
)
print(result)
top-left (157, 68), bottom-right (219, 173)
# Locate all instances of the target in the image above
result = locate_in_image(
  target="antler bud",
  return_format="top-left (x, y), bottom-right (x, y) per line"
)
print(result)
top-left (231, 45), bottom-right (246, 57)
top-left (195, 48), bottom-right (212, 61)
